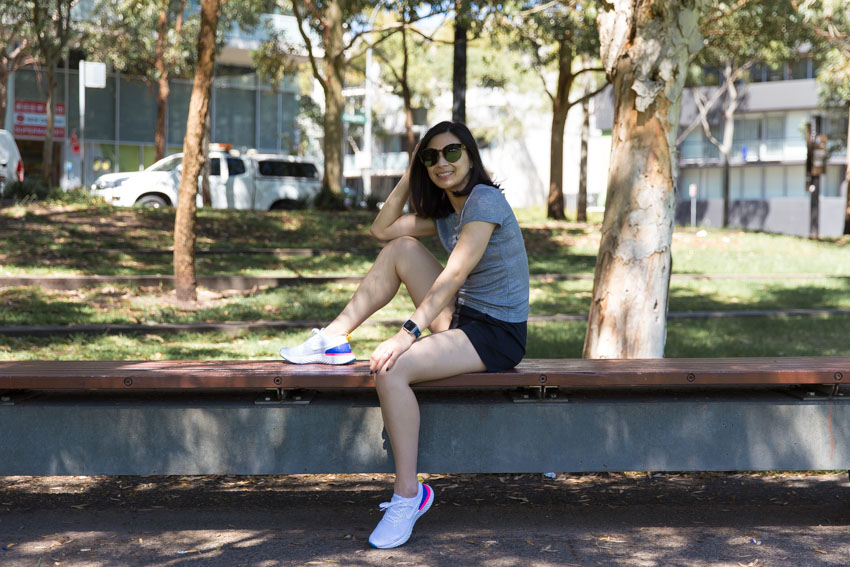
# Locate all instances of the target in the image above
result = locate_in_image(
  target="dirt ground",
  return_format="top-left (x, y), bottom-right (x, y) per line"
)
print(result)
top-left (1, 471), bottom-right (848, 567)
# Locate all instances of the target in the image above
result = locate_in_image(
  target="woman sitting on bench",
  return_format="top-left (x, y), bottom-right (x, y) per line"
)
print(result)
top-left (278, 120), bottom-right (530, 549)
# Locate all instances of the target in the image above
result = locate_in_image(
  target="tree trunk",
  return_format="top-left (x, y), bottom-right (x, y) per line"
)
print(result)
top-left (844, 104), bottom-right (850, 234)
top-left (577, 96), bottom-right (590, 222)
top-left (401, 25), bottom-right (415, 156)
top-left (321, 1), bottom-right (344, 196)
top-left (155, 77), bottom-right (169, 162)
top-left (547, 100), bottom-right (568, 219)
top-left (154, 7), bottom-right (170, 162)
top-left (41, 65), bottom-right (58, 184)
top-left (547, 42), bottom-right (572, 220)
top-left (584, 0), bottom-right (705, 359)
top-left (174, 0), bottom-right (220, 302)
top-left (201, 107), bottom-right (212, 206)
top-left (452, 0), bottom-right (467, 124)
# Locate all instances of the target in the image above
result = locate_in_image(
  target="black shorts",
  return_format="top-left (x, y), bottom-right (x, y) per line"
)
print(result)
top-left (450, 303), bottom-right (527, 371)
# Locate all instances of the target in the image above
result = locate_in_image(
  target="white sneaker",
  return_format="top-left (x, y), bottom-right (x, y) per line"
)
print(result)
top-left (368, 483), bottom-right (434, 549)
top-left (279, 328), bottom-right (355, 365)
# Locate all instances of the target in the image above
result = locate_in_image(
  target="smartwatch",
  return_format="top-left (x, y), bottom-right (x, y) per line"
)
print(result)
top-left (402, 319), bottom-right (421, 339)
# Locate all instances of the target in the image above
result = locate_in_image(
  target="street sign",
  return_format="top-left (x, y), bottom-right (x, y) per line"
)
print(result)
top-left (342, 112), bottom-right (366, 125)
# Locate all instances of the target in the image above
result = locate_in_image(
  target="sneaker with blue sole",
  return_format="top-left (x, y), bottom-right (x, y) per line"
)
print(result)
top-left (368, 483), bottom-right (434, 549)
top-left (279, 328), bottom-right (355, 365)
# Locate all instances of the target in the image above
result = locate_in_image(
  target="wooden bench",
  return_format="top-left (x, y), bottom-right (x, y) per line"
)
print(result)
top-left (1, 357), bottom-right (848, 476)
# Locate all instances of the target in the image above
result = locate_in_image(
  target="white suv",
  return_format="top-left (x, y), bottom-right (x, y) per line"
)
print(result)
top-left (0, 129), bottom-right (25, 194)
top-left (91, 146), bottom-right (322, 210)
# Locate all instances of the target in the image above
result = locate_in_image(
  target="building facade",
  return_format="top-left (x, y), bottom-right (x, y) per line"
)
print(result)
top-left (675, 59), bottom-right (848, 237)
top-left (4, 13), bottom-right (308, 190)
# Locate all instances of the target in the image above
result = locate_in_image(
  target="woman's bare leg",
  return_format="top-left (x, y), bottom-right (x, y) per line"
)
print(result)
top-left (324, 236), bottom-right (453, 336)
top-left (374, 330), bottom-right (486, 497)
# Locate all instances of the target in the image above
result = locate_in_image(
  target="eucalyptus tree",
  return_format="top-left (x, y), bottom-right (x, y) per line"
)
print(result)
top-left (583, 0), bottom-right (706, 359)
top-left (174, 0), bottom-right (221, 302)
top-left (290, 0), bottom-right (375, 201)
top-left (30, 0), bottom-right (79, 183)
top-left (499, 1), bottom-right (607, 220)
top-left (678, 0), bottom-right (807, 227)
top-left (368, 1), bottom-right (451, 156)
top-left (0, 3), bottom-right (39, 129)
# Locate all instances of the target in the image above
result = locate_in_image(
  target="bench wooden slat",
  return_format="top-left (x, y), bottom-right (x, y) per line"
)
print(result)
top-left (0, 357), bottom-right (847, 390)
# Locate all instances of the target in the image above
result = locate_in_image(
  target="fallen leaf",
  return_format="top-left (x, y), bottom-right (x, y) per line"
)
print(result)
top-left (814, 549), bottom-right (827, 554)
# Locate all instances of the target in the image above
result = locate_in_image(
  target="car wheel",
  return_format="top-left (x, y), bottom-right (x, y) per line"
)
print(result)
top-left (270, 199), bottom-right (299, 211)
top-left (136, 195), bottom-right (168, 208)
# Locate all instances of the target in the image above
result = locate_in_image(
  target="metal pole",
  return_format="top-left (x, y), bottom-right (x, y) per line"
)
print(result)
top-left (809, 116), bottom-right (821, 239)
top-left (78, 62), bottom-right (86, 189)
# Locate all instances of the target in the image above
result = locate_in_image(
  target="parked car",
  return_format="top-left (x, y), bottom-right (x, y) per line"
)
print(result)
top-left (90, 145), bottom-right (322, 210)
top-left (0, 129), bottom-right (25, 195)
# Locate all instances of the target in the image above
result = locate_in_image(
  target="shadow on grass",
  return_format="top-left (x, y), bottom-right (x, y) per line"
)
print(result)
top-left (0, 287), bottom-right (92, 325)
top-left (0, 206), bottom-right (383, 276)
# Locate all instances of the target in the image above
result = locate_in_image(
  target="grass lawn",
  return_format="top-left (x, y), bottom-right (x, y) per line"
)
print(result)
top-left (2, 201), bottom-right (850, 360)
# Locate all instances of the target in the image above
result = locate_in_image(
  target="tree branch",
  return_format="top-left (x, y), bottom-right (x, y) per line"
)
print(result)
top-left (292, 1), bottom-right (327, 93)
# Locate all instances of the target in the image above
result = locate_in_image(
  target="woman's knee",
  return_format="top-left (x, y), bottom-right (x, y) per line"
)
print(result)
top-left (374, 366), bottom-right (412, 396)
top-left (378, 235), bottom-right (424, 260)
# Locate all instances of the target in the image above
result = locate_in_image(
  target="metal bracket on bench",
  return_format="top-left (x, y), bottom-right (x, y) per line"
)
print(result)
top-left (255, 388), bottom-right (315, 405)
top-left (787, 384), bottom-right (849, 401)
top-left (0, 390), bottom-right (39, 406)
top-left (511, 386), bottom-right (568, 403)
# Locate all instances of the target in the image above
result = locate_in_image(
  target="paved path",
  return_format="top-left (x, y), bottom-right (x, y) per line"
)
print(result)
top-left (1, 472), bottom-right (848, 566)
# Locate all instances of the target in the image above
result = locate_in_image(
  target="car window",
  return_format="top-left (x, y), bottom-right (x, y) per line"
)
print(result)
top-left (209, 157), bottom-right (221, 176)
top-left (297, 163), bottom-right (319, 178)
top-left (148, 155), bottom-right (182, 172)
top-left (257, 160), bottom-right (318, 178)
top-left (227, 157), bottom-right (246, 175)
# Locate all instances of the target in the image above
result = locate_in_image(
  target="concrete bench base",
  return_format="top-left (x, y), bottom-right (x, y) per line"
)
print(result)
top-left (2, 388), bottom-right (847, 475)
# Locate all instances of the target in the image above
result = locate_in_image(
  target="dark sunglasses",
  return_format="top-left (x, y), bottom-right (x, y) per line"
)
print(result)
top-left (418, 143), bottom-right (466, 167)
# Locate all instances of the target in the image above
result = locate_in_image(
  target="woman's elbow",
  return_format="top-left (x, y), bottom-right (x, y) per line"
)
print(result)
top-left (370, 225), bottom-right (388, 241)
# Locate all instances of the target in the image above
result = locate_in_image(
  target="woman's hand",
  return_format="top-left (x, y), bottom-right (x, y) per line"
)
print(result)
top-left (370, 330), bottom-right (416, 374)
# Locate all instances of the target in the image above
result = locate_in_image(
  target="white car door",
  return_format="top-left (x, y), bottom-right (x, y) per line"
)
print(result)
top-left (207, 156), bottom-right (229, 208)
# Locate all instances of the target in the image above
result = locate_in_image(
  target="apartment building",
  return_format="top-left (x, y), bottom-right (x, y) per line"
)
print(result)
top-left (674, 58), bottom-right (848, 237)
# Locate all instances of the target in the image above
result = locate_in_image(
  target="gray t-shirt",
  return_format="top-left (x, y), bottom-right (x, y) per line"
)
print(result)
top-left (434, 184), bottom-right (529, 322)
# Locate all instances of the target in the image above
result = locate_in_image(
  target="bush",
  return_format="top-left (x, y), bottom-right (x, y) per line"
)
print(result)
top-left (313, 187), bottom-right (347, 210)
top-left (2, 178), bottom-right (56, 200)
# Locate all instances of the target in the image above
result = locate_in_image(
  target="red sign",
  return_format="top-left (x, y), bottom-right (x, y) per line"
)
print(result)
top-left (13, 100), bottom-right (66, 138)
top-left (70, 129), bottom-right (80, 153)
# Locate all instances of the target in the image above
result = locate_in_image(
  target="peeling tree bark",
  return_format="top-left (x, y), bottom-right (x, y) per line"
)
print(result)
top-left (584, 0), bottom-right (706, 359)
top-left (174, 0), bottom-right (220, 302)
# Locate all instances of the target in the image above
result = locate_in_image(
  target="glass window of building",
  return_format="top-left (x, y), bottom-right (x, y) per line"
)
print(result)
top-left (764, 165), bottom-right (786, 198)
top-left (68, 72), bottom-right (117, 140)
top-left (742, 167), bottom-right (762, 199)
top-left (258, 91), bottom-right (279, 151)
top-left (823, 165), bottom-right (842, 198)
top-left (786, 165), bottom-right (805, 197)
top-left (214, 86), bottom-right (256, 149)
top-left (167, 80), bottom-right (192, 148)
top-left (705, 167), bottom-right (722, 199)
top-left (119, 76), bottom-right (157, 142)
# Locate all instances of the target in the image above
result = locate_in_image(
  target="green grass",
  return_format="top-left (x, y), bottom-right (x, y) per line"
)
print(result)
top-left (3, 313), bottom-right (848, 361)
top-left (2, 203), bottom-right (850, 360)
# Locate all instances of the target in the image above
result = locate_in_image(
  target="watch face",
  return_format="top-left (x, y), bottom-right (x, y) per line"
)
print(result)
top-left (403, 320), bottom-right (420, 337)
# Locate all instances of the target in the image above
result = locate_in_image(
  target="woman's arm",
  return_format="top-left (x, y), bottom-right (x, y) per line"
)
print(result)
top-left (370, 220), bottom-right (496, 372)
top-left (370, 154), bottom-right (436, 241)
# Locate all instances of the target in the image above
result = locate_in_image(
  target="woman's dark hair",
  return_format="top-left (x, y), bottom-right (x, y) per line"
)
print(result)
top-left (410, 121), bottom-right (499, 219)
